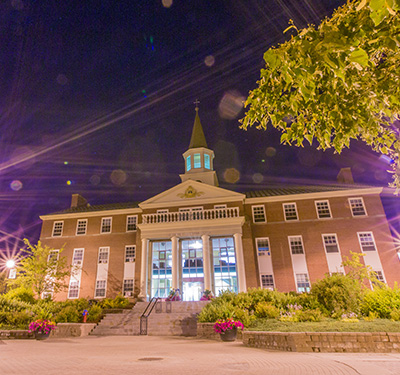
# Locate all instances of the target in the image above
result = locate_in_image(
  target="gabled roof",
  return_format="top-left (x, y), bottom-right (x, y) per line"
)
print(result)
top-left (188, 109), bottom-right (207, 149)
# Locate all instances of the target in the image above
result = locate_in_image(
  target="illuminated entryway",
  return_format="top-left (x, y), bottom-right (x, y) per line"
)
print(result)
top-left (181, 239), bottom-right (204, 301)
top-left (212, 237), bottom-right (238, 293)
top-left (151, 241), bottom-right (172, 298)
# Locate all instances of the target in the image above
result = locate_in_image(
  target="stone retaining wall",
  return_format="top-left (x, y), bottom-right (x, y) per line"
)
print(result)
top-left (0, 330), bottom-right (33, 339)
top-left (196, 323), bottom-right (400, 352)
top-left (52, 323), bottom-right (96, 338)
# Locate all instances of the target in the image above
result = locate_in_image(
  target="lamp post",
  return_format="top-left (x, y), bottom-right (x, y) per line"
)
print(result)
top-left (6, 259), bottom-right (16, 279)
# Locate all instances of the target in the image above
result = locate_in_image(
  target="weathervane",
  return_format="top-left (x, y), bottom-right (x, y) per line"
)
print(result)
top-left (194, 98), bottom-right (200, 112)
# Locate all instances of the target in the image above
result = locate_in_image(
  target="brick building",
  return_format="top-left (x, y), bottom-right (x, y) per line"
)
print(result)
top-left (39, 108), bottom-right (399, 301)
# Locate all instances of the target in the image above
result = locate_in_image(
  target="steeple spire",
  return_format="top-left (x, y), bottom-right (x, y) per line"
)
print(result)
top-left (188, 101), bottom-right (208, 149)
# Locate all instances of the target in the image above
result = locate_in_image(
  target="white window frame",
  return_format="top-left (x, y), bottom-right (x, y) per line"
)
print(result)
top-left (252, 205), bottom-right (266, 223)
top-left (193, 153), bottom-right (201, 168)
top-left (204, 153), bottom-right (211, 169)
top-left (283, 203), bottom-right (298, 221)
top-left (125, 245), bottom-right (136, 263)
top-left (322, 234), bottom-right (340, 254)
top-left (123, 279), bottom-right (134, 297)
top-left (349, 197), bottom-right (367, 217)
top-left (52, 221), bottom-right (64, 237)
top-left (295, 273), bottom-right (310, 293)
top-left (72, 248), bottom-right (85, 266)
top-left (315, 200), bottom-right (332, 219)
top-left (98, 247), bottom-right (110, 264)
top-left (126, 215), bottom-right (138, 232)
top-left (101, 217), bottom-right (112, 234)
top-left (260, 274), bottom-right (275, 290)
top-left (288, 235), bottom-right (305, 255)
top-left (256, 237), bottom-right (270, 256)
top-left (76, 219), bottom-right (88, 235)
top-left (94, 280), bottom-right (107, 298)
top-left (68, 280), bottom-right (80, 299)
top-left (357, 232), bottom-right (377, 252)
top-left (48, 249), bottom-right (60, 262)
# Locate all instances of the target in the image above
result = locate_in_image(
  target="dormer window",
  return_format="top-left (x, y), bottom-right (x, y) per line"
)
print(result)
top-left (194, 153), bottom-right (201, 168)
top-left (204, 154), bottom-right (210, 169)
top-left (187, 155), bottom-right (191, 171)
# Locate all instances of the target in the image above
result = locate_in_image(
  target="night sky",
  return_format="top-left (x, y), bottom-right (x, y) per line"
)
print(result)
top-left (0, 0), bottom-right (398, 259)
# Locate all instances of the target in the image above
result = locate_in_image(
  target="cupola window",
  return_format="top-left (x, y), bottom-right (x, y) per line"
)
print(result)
top-left (204, 154), bottom-right (210, 169)
top-left (187, 155), bottom-right (191, 171)
top-left (194, 153), bottom-right (201, 168)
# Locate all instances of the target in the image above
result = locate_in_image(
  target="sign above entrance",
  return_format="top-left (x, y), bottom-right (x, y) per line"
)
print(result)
top-left (178, 186), bottom-right (204, 199)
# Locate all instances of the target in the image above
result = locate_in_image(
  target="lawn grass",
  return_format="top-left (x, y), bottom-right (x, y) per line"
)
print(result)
top-left (248, 319), bottom-right (400, 332)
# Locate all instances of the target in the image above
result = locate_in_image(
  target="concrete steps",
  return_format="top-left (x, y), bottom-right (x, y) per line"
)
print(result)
top-left (91, 301), bottom-right (209, 336)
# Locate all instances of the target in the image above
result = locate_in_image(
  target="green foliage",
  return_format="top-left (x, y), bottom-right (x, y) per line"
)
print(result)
top-left (55, 305), bottom-right (81, 323)
top-left (296, 309), bottom-right (323, 322)
top-left (4, 286), bottom-right (35, 304)
top-left (0, 295), bottom-right (31, 312)
top-left (255, 302), bottom-right (280, 319)
top-left (7, 239), bottom-right (73, 299)
top-left (87, 305), bottom-right (103, 323)
top-left (361, 284), bottom-right (400, 318)
top-left (311, 273), bottom-right (363, 317)
top-left (98, 294), bottom-right (129, 309)
top-left (240, 0), bottom-right (400, 189)
top-left (390, 309), bottom-right (400, 321)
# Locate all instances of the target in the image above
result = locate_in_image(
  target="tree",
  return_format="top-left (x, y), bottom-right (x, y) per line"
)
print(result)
top-left (240, 0), bottom-right (400, 189)
top-left (7, 239), bottom-right (72, 299)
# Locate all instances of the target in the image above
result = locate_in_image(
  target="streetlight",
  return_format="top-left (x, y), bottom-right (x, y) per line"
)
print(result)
top-left (6, 259), bottom-right (15, 269)
top-left (5, 259), bottom-right (16, 279)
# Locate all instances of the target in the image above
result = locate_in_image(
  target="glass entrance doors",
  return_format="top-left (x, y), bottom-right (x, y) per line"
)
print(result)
top-left (151, 241), bottom-right (172, 298)
top-left (181, 239), bottom-right (204, 301)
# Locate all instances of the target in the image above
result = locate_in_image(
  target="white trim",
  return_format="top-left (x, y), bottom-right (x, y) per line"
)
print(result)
top-left (255, 237), bottom-right (270, 256)
top-left (125, 245), bottom-right (136, 263)
top-left (283, 202), bottom-right (298, 221)
top-left (349, 197), bottom-right (368, 217)
top-left (357, 231), bottom-right (377, 252)
top-left (98, 247), bottom-right (110, 264)
top-left (126, 215), bottom-right (138, 232)
top-left (100, 217), bottom-right (112, 234)
top-left (94, 279), bottom-right (107, 298)
top-left (76, 219), bottom-right (88, 235)
top-left (245, 187), bottom-right (383, 204)
top-left (288, 235), bottom-right (305, 255)
top-left (321, 233), bottom-right (340, 254)
top-left (315, 200), bottom-right (332, 219)
top-left (252, 205), bottom-right (266, 223)
top-left (260, 274), bottom-right (275, 290)
top-left (67, 280), bottom-right (80, 299)
top-left (52, 221), bottom-right (64, 237)
top-left (47, 249), bottom-right (60, 262)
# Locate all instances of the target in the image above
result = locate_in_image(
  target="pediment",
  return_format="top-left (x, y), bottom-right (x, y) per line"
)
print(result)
top-left (139, 180), bottom-right (245, 209)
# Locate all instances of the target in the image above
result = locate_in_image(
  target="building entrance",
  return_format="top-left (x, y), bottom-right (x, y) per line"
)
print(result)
top-left (181, 239), bottom-right (204, 301)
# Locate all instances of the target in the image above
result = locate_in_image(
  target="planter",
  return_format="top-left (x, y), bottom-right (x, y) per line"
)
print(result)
top-left (219, 327), bottom-right (237, 342)
top-left (34, 331), bottom-right (51, 340)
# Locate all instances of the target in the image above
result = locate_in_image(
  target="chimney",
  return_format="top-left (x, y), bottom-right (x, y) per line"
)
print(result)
top-left (71, 194), bottom-right (88, 208)
top-left (337, 167), bottom-right (354, 184)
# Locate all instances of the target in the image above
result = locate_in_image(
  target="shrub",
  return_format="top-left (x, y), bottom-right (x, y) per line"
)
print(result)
top-left (362, 285), bottom-right (400, 319)
top-left (98, 295), bottom-right (129, 309)
top-left (55, 305), bottom-right (80, 323)
top-left (87, 305), bottom-right (103, 323)
top-left (0, 295), bottom-right (31, 312)
top-left (4, 287), bottom-right (35, 304)
top-left (390, 309), bottom-right (400, 321)
top-left (296, 309), bottom-right (322, 322)
top-left (254, 302), bottom-right (280, 319)
top-left (311, 273), bottom-right (363, 317)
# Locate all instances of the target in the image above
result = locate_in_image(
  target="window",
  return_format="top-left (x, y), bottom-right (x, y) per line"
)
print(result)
top-left (126, 215), bottom-right (137, 231)
top-left (256, 238), bottom-right (270, 256)
top-left (261, 274), bottom-right (274, 290)
top-left (187, 155), bottom-right (191, 171)
top-left (322, 234), bottom-right (339, 253)
top-left (123, 279), bottom-right (134, 297)
top-left (296, 273), bottom-right (310, 293)
top-left (72, 248), bottom-right (84, 266)
top-left (76, 219), bottom-right (87, 235)
top-left (52, 221), bottom-right (63, 237)
top-left (48, 250), bottom-right (59, 262)
top-left (204, 154), bottom-right (210, 169)
top-left (349, 198), bottom-right (367, 216)
top-left (8, 268), bottom-right (16, 279)
top-left (95, 280), bottom-right (107, 298)
top-left (125, 246), bottom-right (136, 262)
top-left (283, 203), bottom-right (298, 221)
top-left (194, 153), bottom-right (201, 168)
top-left (68, 280), bottom-right (80, 299)
top-left (289, 236), bottom-right (304, 255)
top-left (98, 247), bottom-right (109, 264)
top-left (315, 200), bottom-right (331, 219)
top-left (374, 270), bottom-right (385, 283)
top-left (252, 205), bottom-right (266, 223)
top-left (358, 232), bottom-right (377, 251)
top-left (101, 217), bottom-right (112, 233)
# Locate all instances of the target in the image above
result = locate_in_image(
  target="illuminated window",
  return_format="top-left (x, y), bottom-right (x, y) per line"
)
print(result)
top-left (283, 203), bottom-right (298, 221)
top-left (349, 198), bottom-right (367, 216)
top-left (323, 234), bottom-right (339, 253)
top-left (52, 221), bottom-right (63, 237)
top-left (72, 248), bottom-right (84, 266)
top-left (204, 154), bottom-right (210, 169)
top-left (101, 217), bottom-right (112, 233)
top-left (126, 215), bottom-right (137, 231)
top-left (315, 200), bottom-right (331, 219)
top-left (252, 205), bottom-right (266, 223)
top-left (261, 274), bottom-right (274, 290)
top-left (125, 246), bottom-right (136, 262)
top-left (187, 155), bottom-right (191, 171)
top-left (256, 238), bottom-right (270, 256)
top-left (358, 232), bottom-right (377, 251)
top-left (289, 236), bottom-right (304, 255)
top-left (98, 247), bottom-right (109, 264)
top-left (76, 219), bottom-right (87, 235)
top-left (296, 273), bottom-right (310, 293)
top-left (95, 280), bottom-right (107, 298)
top-left (194, 153), bottom-right (201, 168)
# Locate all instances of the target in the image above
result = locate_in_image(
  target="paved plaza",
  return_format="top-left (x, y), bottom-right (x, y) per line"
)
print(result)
top-left (1, 336), bottom-right (400, 375)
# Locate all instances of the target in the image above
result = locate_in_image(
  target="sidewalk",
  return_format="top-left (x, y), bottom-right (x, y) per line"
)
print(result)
top-left (1, 335), bottom-right (400, 375)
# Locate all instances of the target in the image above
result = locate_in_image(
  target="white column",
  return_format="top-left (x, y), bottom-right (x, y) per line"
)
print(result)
top-left (202, 234), bottom-right (211, 291)
top-left (234, 233), bottom-right (247, 292)
top-left (171, 236), bottom-right (179, 289)
top-left (139, 238), bottom-right (149, 299)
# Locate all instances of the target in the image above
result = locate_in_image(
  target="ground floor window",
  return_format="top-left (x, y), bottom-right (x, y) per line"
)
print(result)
top-left (182, 239), bottom-right (204, 301)
top-left (68, 280), bottom-right (80, 299)
top-left (212, 237), bottom-right (237, 294)
top-left (151, 241), bottom-right (172, 298)
top-left (123, 279), bottom-right (134, 297)
top-left (261, 274), bottom-right (274, 290)
top-left (95, 280), bottom-right (107, 298)
top-left (295, 273), bottom-right (310, 293)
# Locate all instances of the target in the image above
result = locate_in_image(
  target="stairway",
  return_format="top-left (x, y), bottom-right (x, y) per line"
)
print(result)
top-left (90, 301), bottom-right (209, 336)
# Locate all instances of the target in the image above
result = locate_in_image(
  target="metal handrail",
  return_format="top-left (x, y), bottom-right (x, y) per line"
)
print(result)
top-left (140, 297), bottom-right (160, 335)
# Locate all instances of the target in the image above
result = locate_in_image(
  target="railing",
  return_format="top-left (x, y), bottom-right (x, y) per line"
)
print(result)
top-left (142, 207), bottom-right (239, 224)
top-left (140, 297), bottom-right (161, 335)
